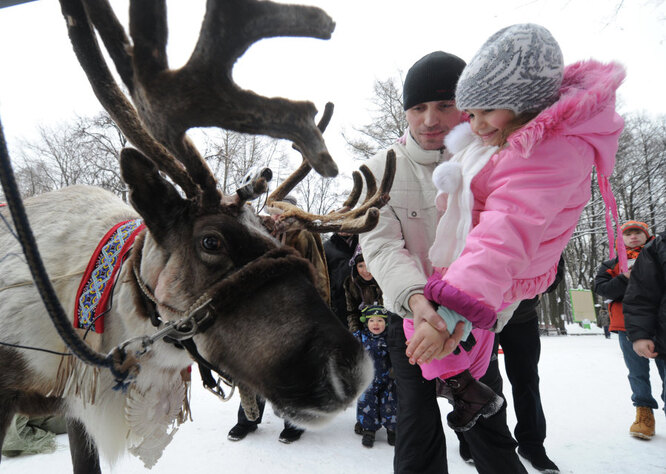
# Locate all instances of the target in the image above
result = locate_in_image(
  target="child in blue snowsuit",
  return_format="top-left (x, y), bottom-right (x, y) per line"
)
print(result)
top-left (354, 305), bottom-right (397, 448)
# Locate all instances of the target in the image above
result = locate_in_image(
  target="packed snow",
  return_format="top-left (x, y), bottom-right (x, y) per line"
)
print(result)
top-left (3, 325), bottom-right (665, 473)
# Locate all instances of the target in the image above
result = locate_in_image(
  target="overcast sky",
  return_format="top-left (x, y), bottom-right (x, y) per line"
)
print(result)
top-left (0, 0), bottom-right (664, 175)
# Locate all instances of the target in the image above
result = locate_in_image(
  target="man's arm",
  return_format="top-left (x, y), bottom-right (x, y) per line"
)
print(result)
top-left (593, 259), bottom-right (627, 301)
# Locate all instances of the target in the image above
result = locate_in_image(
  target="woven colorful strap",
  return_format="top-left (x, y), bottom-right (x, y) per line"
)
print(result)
top-left (74, 219), bottom-right (145, 333)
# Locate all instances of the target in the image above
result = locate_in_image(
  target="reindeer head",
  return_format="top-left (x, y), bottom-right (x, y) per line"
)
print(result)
top-left (58, 0), bottom-right (395, 424)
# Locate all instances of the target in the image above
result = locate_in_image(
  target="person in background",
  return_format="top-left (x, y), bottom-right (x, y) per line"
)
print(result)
top-left (343, 245), bottom-right (385, 436)
top-left (594, 220), bottom-right (659, 439)
top-left (598, 307), bottom-right (611, 339)
top-left (324, 232), bottom-right (359, 326)
top-left (227, 195), bottom-right (330, 444)
top-left (353, 305), bottom-right (397, 448)
top-left (344, 245), bottom-right (383, 333)
top-left (359, 50), bottom-right (526, 474)
top-left (623, 229), bottom-right (666, 431)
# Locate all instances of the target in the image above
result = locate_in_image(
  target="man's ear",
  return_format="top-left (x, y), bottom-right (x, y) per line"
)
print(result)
top-left (120, 147), bottom-right (190, 239)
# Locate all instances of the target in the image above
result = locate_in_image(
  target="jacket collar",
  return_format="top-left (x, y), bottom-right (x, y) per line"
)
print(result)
top-left (406, 130), bottom-right (448, 166)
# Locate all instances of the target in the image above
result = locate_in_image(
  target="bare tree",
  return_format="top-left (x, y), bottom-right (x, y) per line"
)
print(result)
top-left (612, 113), bottom-right (666, 231)
top-left (564, 113), bottom-right (666, 322)
top-left (343, 75), bottom-right (408, 160)
top-left (12, 112), bottom-right (128, 199)
top-left (198, 128), bottom-right (290, 197)
top-left (296, 170), bottom-right (348, 215)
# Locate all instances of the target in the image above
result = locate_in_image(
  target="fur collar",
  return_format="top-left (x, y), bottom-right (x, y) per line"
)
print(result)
top-left (506, 60), bottom-right (625, 159)
top-left (444, 61), bottom-right (625, 159)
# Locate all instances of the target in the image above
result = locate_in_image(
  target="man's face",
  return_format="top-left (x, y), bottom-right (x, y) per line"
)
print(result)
top-left (405, 100), bottom-right (464, 150)
top-left (622, 229), bottom-right (647, 248)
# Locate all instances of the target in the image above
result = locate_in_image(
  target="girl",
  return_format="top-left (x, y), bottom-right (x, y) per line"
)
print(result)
top-left (344, 245), bottom-right (383, 333)
top-left (404, 23), bottom-right (626, 434)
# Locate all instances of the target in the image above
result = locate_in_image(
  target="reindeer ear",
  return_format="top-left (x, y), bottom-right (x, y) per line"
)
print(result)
top-left (120, 148), bottom-right (189, 236)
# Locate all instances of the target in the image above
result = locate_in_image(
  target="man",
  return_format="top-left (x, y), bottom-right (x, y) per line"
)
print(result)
top-left (594, 220), bottom-right (660, 440)
top-left (324, 232), bottom-right (359, 327)
top-left (623, 229), bottom-right (666, 433)
top-left (359, 51), bottom-right (526, 474)
top-left (497, 256), bottom-right (564, 472)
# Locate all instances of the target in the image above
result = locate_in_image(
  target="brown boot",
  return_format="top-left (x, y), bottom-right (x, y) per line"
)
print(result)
top-left (445, 370), bottom-right (504, 432)
top-left (630, 406), bottom-right (655, 439)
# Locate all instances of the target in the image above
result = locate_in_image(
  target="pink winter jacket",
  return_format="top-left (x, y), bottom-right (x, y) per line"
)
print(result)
top-left (424, 60), bottom-right (626, 330)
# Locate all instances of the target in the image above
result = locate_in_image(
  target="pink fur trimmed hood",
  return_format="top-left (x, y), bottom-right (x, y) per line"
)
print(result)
top-left (507, 60), bottom-right (626, 176)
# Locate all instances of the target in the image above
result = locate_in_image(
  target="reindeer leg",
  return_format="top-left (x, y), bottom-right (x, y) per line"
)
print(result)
top-left (66, 418), bottom-right (101, 474)
top-left (0, 401), bottom-right (16, 466)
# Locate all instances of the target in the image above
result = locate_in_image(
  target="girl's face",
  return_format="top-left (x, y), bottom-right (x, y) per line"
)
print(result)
top-left (622, 229), bottom-right (647, 248)
top-left (366, 316), bottom-right (386, 335)
top-left (356, 261), bottom-right (373, 281)
top-left (467, 108), bottom-right (516, 146)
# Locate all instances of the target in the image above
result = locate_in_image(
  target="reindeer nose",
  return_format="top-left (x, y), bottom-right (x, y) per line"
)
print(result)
top-left (327, 349), bottom-right (373, 404)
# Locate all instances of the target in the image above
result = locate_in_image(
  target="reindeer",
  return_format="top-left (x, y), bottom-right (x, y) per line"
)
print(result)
top-left (0, 1), bottom-right (395, 472)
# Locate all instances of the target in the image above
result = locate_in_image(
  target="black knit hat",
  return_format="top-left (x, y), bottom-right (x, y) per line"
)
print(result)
top-left (403, 51), bottom-right (467, 111)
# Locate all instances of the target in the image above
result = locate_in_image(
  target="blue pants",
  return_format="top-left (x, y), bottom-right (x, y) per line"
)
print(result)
top-left (618, 331), bottom-right (666, 413)
top-left (356, 378), bottom-right (397, 432)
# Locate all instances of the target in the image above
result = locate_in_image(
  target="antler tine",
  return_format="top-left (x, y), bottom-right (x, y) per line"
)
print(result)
top-left (326, 150), bottom-right (395, 221)
top-left (270, 151), bottom-right (396, 235)
top-left (60, 0), bottom-right (200, 199)
top-left (359, 164), bottom-right (377, 204)
top-left (268, 102), bottom-right (335, 204)
top-left (82, 0), bottom-right (134, 90)
top-left (338, 170), bottom-right (363, 212)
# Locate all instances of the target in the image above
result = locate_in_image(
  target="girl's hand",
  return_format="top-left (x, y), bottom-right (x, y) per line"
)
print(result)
top-left (406, 320), bottom-right (446, 365)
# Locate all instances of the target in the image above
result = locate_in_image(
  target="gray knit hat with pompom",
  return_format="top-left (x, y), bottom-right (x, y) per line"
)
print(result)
top-left (455, 24), bottom-right (564, 114)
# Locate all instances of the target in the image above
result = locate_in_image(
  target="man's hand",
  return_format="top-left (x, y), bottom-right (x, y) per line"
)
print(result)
top-left (409, 293), bottom-right (445, 330)
top-left (406, 294), bottom-right (465, 364)
top-left (633, 339), bottom-right (658, 359)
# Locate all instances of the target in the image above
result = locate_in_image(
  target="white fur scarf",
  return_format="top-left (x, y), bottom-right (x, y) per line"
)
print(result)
top-left (429, 123), bottom-right (498, 268)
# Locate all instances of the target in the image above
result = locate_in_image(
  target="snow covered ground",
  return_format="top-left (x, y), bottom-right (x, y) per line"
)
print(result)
top-left (3, 326), bottom-right (665, 473)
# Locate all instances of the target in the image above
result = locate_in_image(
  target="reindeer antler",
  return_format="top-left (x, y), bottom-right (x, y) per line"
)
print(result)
top-left (59, 0), bottom-right (337, 209)
top-left (268, 102), bottom-right (395, 234)
top-left (269, 150), bottom-right (396, 234)
top-left (268, 102), bottom-right (335, 204)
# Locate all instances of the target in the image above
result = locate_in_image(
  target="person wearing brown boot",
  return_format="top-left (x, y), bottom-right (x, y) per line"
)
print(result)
top-left (630, 406), bottom-right (655, 439)
top-left (595, 221), bottom-right (663, 440)
top-left (624, 229), bottom-right (666, 441)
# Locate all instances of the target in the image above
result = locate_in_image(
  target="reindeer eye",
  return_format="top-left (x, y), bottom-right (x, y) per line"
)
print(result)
top-left (201, 235), bottom-right (223, 252)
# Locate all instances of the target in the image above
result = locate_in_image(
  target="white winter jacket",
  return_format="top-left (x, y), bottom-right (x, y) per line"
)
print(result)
top-left (359, 132), bottom-right (450, 317)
